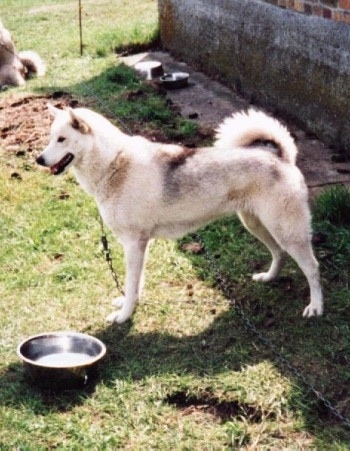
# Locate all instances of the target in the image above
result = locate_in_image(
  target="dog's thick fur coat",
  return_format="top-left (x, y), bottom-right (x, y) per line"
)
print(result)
top-left (37, 105), bottom-right (323, 323)
top-left (0, 18), bottom-right (45, 87)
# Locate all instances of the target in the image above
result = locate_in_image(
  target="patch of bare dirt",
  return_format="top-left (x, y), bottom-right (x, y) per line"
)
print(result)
top-left (0, 92), bottom-right (77, 156)
top-left (1, 54), bottom-right (350, 196)
top-left (165, 389), bottom-right (272, 424)
top-left (0, 89), bottom-right (210, 158)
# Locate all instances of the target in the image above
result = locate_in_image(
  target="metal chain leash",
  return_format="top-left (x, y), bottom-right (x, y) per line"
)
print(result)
top-left (100, 223), bottom-right (350, 426)
top-left (72, 65), bottom-right (350, 429)
top-left (193, 232), bottom-right (350, 428)
top-left (99, 215), bottom-right (124, 296)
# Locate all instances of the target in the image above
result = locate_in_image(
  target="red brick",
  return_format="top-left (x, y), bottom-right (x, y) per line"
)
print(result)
top-left (262, 0), bottom-right (350, 19)
top-left (334, 10), bottom-right (350, 22)
top-left (332, 11), bottom-right (344, 20)
top-left (294, 0), bottom-right (305, 11)
top-left (323, 7), bottom-right (332, 18)
top-left (320, 0), bottom-right (338, 6)
top-left (312, 5), bottom-right (323, 15)
top-left (339, 0), bottom-right (350, 9)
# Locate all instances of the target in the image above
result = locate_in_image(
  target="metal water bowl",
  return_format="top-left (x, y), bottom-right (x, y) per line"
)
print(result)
top-left (17, 331), bottom-right (106, 389)
top-left (160, 72), bottom-right (189, 89)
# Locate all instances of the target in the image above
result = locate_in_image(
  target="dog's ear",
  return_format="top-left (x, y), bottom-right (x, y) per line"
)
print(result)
top-left (47, 103), bottom-right (61, 118)
top-left (68, 108), bottom-right (91, 134)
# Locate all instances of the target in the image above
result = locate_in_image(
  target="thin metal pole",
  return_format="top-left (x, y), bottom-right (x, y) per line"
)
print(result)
top-left (79, 0), bottom-right (83, 56)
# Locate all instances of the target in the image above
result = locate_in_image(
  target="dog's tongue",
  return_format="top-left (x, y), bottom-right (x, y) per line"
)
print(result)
top-left (50, 164), bottom-right (61, 175)
top-left (49, 153), bottom-right (74, 175)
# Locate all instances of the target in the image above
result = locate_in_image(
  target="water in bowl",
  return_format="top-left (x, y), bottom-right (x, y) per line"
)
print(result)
top-left (36, 352), bottom-right (92, 367)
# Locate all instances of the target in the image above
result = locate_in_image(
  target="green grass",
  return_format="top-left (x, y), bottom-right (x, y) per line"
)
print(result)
top-left (313, 185), bottom-right (350, 227)
top-left (1, 1), bottom-right (350, 448)
top-left (2, 0), bottom-right (199, 142)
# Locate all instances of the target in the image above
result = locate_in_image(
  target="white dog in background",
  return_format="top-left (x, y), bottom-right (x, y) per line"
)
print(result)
top-left (0, 18), bottom-right (45, 88)
top-left (37, 105), bottom-right (323, 324)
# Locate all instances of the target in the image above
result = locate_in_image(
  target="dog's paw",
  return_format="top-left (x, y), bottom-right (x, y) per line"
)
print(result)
top-left (302, 303), bottom-right (323, 317)
top-left (252, 272), bottom-right (274, 283)
top-left (106, 311), bottom-right (120, 323)
top-left (106, 309), bottom-right (130, 324)
top-left (112, 296), bottom-right (125, 308)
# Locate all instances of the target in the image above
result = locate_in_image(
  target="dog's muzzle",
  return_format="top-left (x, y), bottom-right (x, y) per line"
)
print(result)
top-left (36, 153), bottom-right (74, 175)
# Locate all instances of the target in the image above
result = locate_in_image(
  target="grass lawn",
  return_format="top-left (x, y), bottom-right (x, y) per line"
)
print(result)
top-left (1, 0), bottom-right (350, 448)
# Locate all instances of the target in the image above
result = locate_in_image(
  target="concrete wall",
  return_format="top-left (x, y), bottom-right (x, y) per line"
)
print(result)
top-left (158, 0), bottom-right (350, 154)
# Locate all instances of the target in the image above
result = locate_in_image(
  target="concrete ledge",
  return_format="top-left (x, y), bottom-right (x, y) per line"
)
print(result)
top-left (158, 0), bottom-right (350, 154)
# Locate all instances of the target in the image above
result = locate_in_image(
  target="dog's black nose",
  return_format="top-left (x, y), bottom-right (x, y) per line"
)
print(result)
top-left (36, 155), bottom-right (45, 166)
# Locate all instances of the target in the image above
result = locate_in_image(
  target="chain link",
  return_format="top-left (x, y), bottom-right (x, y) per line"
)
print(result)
top-left (3, 4), bottom-right (346, 431)
top-left (78, 68), bottom-right (349, 428)
top-left (99, 215), bottom-right (124, 296)
top-left (99, 214), bottom-right (350, 427)
top-left (193, 232), bottom-right (350, 428)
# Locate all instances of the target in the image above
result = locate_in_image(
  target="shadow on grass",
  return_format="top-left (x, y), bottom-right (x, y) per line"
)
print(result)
top-left (1, 301), bottom-right (349, 443)
top-left (0, 362), bottom-right (99, 413)
top-left (0, 230), bottom-right (348, 442)
top-left (21, 67), bottom-right (349, 440)
top-left (90, 305), bottom-right (349, 442)
top-left (91, 218), bottom-right (349, 440)
top-left (0, 312), bottom-right (247, 414)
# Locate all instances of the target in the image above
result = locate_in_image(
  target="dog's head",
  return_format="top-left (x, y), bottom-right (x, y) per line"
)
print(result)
top-left (36, 104), bottom-right (92, 175)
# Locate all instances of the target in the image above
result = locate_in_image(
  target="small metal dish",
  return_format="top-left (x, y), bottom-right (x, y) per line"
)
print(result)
top-left (160, 72), bottom-right (189, 89)
top-left (134, 61), bottom-right (164, 80)
top-left (17, 331), bottom-right (106, 389)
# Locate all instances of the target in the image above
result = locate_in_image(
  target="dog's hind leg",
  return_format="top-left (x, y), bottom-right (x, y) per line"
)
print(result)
top-left (238, 211), bottom-right (286, 282)
top-left (107, 234), bottom-right (149, 324)
top-left (257, 207), bottom-right (323, 317)
top-left (281, 240), bottom-right (323, 317)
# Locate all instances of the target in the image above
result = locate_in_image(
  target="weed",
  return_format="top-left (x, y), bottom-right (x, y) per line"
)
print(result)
top-left (313, 185), bottom-right (350, 226)
top-left (0, 1), bottom-right (350, 448)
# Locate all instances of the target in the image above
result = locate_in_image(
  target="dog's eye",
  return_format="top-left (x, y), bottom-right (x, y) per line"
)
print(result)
top-left (57, 136), bottom-right (66, 143)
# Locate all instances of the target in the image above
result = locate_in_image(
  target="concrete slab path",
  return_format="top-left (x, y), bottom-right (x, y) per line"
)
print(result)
top-left (123, 51), bottom-right (350, 193)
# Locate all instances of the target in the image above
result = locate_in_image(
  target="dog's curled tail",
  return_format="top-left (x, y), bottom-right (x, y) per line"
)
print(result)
top-left (215, 109), bottom-right (297, 165)
top-left (18, 51), bottom-right (46, 77)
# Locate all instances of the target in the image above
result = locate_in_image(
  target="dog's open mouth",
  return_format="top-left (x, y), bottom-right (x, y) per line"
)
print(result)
top-left (50, 153), bottom-right (74, 175)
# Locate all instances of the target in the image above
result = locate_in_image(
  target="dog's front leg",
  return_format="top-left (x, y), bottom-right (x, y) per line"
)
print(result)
top-left (107, 234), bottom-right (149, 324)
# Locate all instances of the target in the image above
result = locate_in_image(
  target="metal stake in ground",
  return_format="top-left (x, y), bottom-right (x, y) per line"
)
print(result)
top-left (78, 0), bottom-right (83, 56)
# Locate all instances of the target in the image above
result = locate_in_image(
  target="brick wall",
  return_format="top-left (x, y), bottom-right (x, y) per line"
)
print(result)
top-left (263, 0), bottom-right (350, 23)
top-left (159, 0), bottom-right (350, 153)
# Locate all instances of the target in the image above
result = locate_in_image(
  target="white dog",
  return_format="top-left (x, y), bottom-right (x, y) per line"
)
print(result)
top-left (37, 105), bottom-right (323, 323)
top-left (0, 18), bottom-right (45, 88)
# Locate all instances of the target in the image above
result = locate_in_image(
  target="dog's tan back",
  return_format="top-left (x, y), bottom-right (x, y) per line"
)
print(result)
top-left (37, 106), bottom-right (323, 324)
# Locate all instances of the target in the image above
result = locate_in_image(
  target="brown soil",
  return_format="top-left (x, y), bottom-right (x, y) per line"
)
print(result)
top-left (1, 51), bottom-right (350, 197)
top-left (0, 92), bottom-right (77, 157)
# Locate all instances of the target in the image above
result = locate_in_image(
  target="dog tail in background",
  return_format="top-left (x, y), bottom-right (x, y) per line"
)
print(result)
top-left (214, 109), bottom-right (298, 165)
top-left (18, 51), bottom-right (46, 77)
